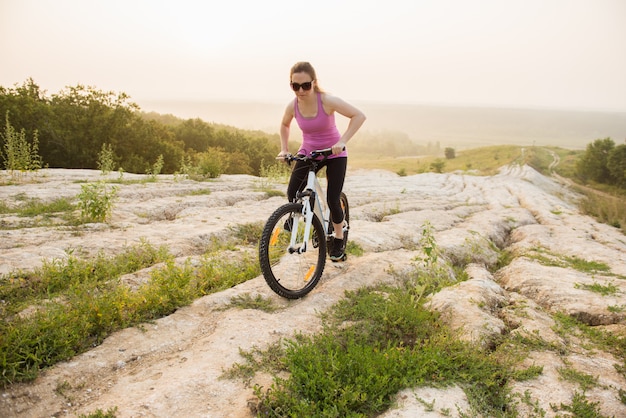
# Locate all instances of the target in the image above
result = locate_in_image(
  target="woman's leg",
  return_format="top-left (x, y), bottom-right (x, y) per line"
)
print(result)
top-left (325, 157), bottom-right (347, 240)
top-left (286, 159), bottom-right (310, 202)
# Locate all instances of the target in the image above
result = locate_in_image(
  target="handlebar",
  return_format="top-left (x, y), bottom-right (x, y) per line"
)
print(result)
top-left (281, 148), bottom-right (344, 164)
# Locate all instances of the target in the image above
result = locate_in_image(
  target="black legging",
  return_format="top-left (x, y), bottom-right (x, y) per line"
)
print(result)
top-left (287, 157), bottom-right (347, 225)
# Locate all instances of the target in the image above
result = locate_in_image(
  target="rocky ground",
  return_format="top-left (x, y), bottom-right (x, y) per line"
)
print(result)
top-left (1, 163), bottom-right (625, 417)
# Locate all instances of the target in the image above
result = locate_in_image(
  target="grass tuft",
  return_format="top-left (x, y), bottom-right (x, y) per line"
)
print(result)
top-left (550, 391), bottom-right (608, 417)
top-left (78, 407), bottom-right (118, 418)
top-left (226, 293), bottom-right (279, 313)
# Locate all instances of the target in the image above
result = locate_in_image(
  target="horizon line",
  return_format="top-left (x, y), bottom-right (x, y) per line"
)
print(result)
top-left (135, 98), bottom-right (626, 114)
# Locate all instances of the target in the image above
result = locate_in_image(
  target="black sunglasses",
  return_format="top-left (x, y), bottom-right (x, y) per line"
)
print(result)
top-left (290, 81), bottom-right (313, 92)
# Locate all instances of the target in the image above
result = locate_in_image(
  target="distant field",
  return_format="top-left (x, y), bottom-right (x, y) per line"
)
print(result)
top-left (138, 100), bottom-right (626, 151)
top-left (349, 145), bottom-right (580, 177)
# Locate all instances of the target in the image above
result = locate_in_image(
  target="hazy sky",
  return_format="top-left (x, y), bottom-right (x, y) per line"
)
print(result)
top-left (1, 0), bottom-right (626, 111)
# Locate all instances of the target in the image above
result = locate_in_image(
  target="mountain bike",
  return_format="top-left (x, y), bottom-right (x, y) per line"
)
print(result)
top-left (259, 149), bottom-right (349, 299)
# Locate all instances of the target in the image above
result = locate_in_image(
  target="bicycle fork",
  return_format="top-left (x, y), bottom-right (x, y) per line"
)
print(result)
top-left (288, 169), bottom-right (326, 254)
top-left (288, 192), bottom-right (316, 254)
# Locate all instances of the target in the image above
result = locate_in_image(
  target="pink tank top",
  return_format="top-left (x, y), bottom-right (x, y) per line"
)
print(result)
top-left (294, 92), bottom-right (347, 158)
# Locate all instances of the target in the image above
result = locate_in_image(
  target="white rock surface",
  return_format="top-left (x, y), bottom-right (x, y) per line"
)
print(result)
top-left (1, 165), bottom-right (625, 417)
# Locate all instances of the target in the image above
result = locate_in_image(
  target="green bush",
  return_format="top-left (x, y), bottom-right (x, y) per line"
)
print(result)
top-left (77, 181), bottom-right (118, 222)
top-left (430, 158), bottom-right (446, 173)
top-left (1, 112), bottom-right (43, 174)
top-left (97, 143), bottom-right (116, 174)
top-left (146, 154), bottom-right (164, 180)
top-left (193, 148), bottom-right (226, 178)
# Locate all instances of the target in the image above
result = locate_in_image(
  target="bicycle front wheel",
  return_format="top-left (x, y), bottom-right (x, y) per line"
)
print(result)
top-left (259, 203), bottom-right (327, 299)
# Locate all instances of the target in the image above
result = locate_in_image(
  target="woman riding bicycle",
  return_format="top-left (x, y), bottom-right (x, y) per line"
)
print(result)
top-left (277, 61), bottom-right (366, 261)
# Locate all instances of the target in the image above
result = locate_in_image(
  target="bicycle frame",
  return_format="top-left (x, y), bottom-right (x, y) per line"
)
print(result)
top-left (286, 150), bottom-right (334, 255)
top-left (288, 169), bottom-right (330, 254)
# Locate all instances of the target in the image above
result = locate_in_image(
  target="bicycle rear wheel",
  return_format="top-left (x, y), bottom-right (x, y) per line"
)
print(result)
top-left (259, 202), bottom-right (327, 299)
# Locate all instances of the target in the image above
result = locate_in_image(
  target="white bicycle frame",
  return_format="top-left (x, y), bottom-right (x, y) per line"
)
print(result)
top-left (289, 167), bottom-right (330, 255)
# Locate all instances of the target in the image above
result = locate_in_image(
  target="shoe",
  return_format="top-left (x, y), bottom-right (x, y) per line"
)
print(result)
top-left (329, 237), bottom-right (346, 262)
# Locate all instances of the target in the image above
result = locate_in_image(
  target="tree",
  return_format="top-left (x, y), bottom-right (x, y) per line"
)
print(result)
top-left (576, 137), bottom-right (615, 183)
top-left (444, 147), bottom-right (456, 159)
top-left (116, 118), bottom-right (182, 174)
top-left (607, 144), bottom-right (626, 187)
top-left (49, 85), bottom-right (139, 168)
top-left (0, 79), bottom-right (52, 162)
top-left (173, 118), bottom-right (215, 152)
top-left (1, 78), bottom-right (279, 176)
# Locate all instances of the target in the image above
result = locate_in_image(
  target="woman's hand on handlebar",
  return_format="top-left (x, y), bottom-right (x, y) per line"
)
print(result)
top-left (276, 151), bottom-right (292, 164)
top-left (331, 141), bottom-right (346, 155)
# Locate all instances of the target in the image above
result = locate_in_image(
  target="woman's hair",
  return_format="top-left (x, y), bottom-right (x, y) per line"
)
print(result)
top-left (290, 61), bottom-right (323, 93)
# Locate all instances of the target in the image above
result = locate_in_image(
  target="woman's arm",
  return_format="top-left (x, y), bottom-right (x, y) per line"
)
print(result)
top-left (278, 102), bottom-right (295, 157)
top-left (323, 94), bottom-right (366, 154)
